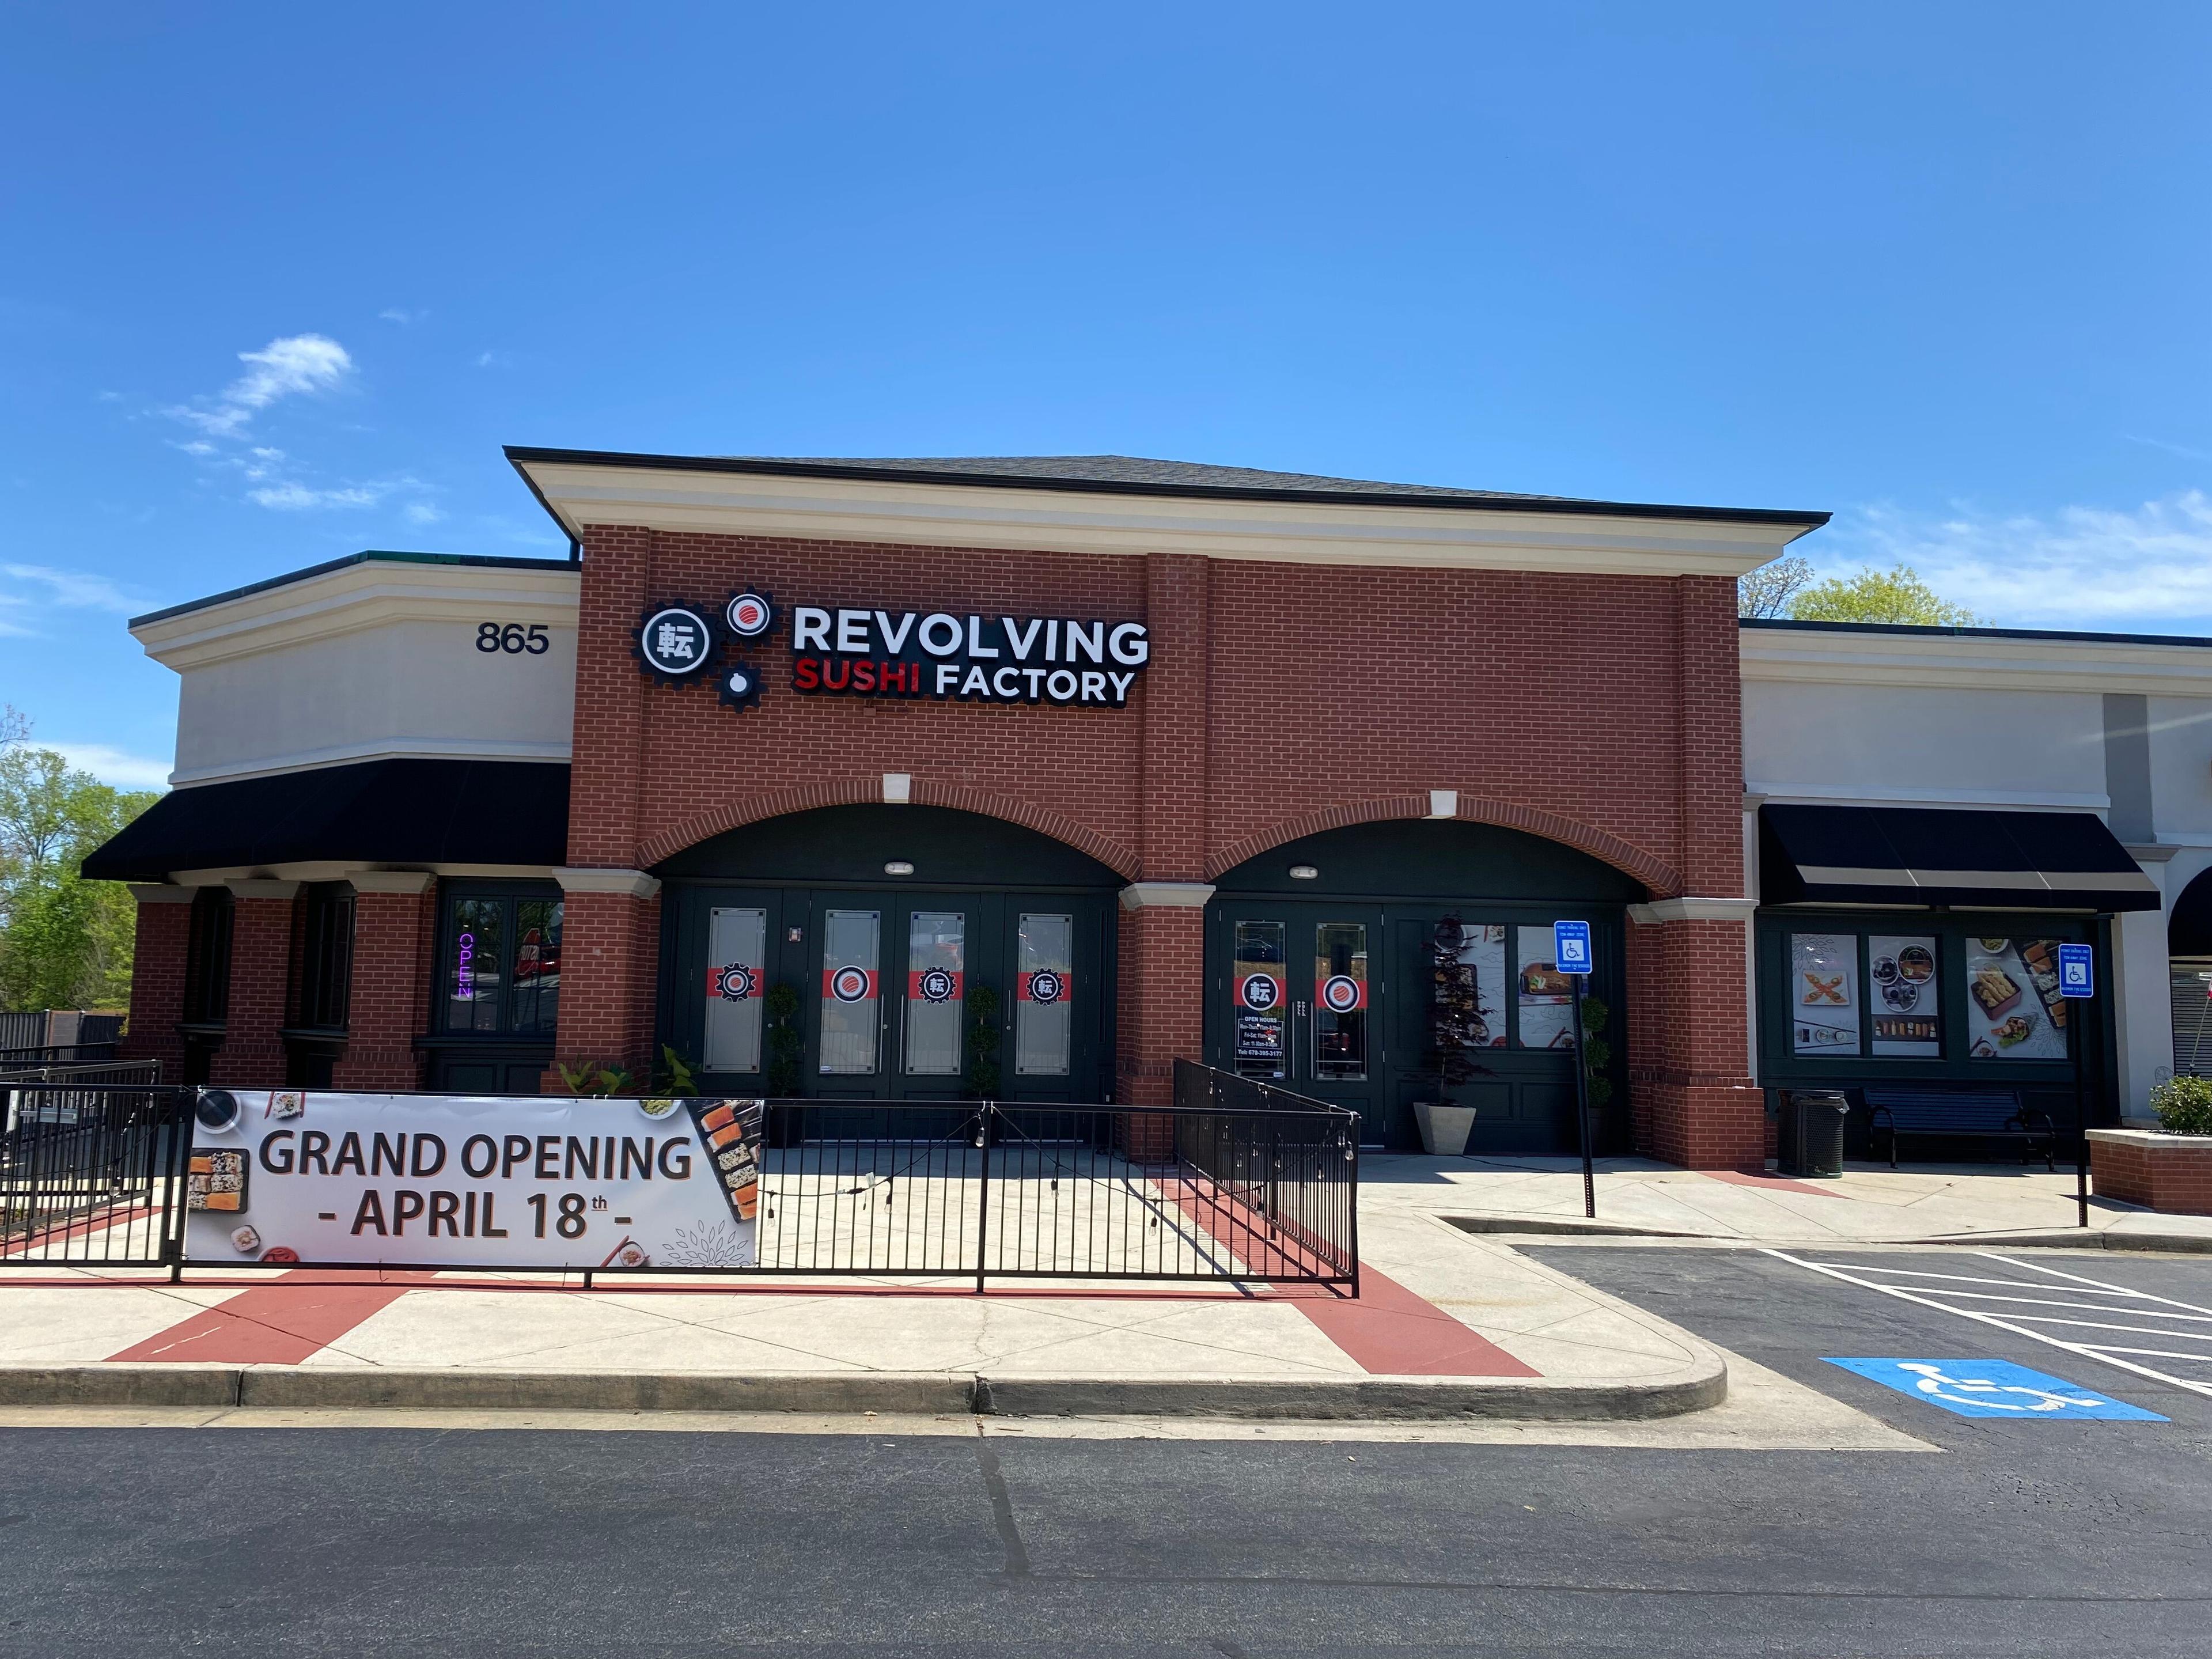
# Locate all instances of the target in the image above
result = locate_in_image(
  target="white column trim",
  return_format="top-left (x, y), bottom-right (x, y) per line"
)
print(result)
top-left (554, 866), bottom-right (662, 899)
top-left (226, 878), bottom-right (301, 901)
top-left (127, 883), bottom-right (198, 905)
top-left (348, 870), bottom-right (437, 896)
top-left (1627, 896), bottom-right (1759, 925)
top-left (1119, 881), bottom-right (1217, 911)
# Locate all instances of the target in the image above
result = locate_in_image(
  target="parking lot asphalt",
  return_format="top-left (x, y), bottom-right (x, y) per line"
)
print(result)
top-left (2, 1245), bottom-right (2208, 1657)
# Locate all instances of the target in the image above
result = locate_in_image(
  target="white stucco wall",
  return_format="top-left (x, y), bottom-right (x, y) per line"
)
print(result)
top-left (136, 557), bottom-right (579, 787)
top-left (1745, 679), bottom-right (2107, 807)
top-left (1741, 624), bottom-right (2212, 1118)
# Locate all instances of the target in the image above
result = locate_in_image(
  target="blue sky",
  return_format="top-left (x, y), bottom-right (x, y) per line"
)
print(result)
top-left (4, 3), bottom-right (2209, 788)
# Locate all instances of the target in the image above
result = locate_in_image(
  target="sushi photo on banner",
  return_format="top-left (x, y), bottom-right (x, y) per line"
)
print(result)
top-left (182, 1089), bottom-right (764, 1269)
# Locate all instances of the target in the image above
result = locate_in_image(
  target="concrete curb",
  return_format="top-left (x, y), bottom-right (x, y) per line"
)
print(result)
top-left (1440, 1212), bottom-right (2212, 1255)
top-left (1910, 1229), bottom-right (2212, 1255)
top-left (0, 1360), bottom-right (1726, 1421)
top-left (1441, 1214), bottom-right (1711, 1241)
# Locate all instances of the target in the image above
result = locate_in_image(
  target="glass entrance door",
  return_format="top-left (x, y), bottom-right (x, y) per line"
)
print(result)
top-left (668, 885), bottom-right (1112, 1101)
top-left (1217, 907), bottom-right (1386, 1138)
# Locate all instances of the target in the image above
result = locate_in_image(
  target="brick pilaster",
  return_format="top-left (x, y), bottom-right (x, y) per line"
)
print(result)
top-left (1116, 903), bottom-right (1205, 1108)
top-left (118, 885), bottom-right (194, 1081)
top-left (214, 880), bottom-right (298, 1088)
top-left (546, 886), bottom-right (661, 1090)
top-left (331, 874), bottom-right (437, 1091)
top-left (1626, 916), bottom-right (1762, 1169)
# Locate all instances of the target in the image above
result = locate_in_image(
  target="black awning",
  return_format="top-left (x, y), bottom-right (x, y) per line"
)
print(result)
top-left (81, 759), bottom-right (570, 882)
top-left (1759, 804), bottom-right (2159, 912)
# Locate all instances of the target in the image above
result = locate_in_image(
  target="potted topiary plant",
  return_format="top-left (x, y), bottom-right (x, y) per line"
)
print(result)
top-left (1415, 915), bottom-right (1485, 1155)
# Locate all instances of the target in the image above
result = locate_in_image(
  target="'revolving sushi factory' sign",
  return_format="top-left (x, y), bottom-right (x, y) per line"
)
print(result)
top-left (182, 1089), bottom-right (763, 1270)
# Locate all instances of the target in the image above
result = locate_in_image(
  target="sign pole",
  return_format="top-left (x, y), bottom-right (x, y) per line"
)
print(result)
top-left (2056, 942), bottom-right (2096, 1230)
top-left (1571, 972), bottom-right (1595, 1220)
top-left (2075, 1057), bottom-right (2090, 1230)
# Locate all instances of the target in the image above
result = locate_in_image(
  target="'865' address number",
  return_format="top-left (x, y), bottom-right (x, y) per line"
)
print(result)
top-left (476, 623), bottom-right (551, 655)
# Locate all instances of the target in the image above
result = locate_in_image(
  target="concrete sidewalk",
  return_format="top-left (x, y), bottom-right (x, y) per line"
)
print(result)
top-left (1368, 1153), bottom-right (2212, 1249)
top-left (0, 1205), bottom-right (1726, 1421)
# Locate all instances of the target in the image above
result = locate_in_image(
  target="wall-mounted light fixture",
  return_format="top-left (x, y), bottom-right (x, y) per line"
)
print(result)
top-left (884, 861), bottom-right (915, 877)
top-left (1289, 865), bottom-right (1319, 881)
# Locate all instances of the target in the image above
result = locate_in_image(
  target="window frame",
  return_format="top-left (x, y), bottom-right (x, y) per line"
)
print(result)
top-left (433, 881), bottom-right (565, 1041)
top-left (1756, 908), bottom-right (2099, 1084)
top-left (293, 883), bottom-right (355, 1035)
top-left (181, 887), bottom-right (234, 1029)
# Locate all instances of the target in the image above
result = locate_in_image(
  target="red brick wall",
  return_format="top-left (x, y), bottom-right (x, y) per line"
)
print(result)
top-left (332, 890), bottom-right (436, 1091)
top-left (546, 524), bottom-right (1753, 1159)
top-left (215, 891), bottom-right (296, 1088)
top-left (119, 894), bottom-right (192, 1081)
top-left (1627, 916), bottom-right (1762, 1171)
top-left (2092, 1135), bottom-right (2212, 1216)
top-left (546, 890), bottom-right (662, 1087)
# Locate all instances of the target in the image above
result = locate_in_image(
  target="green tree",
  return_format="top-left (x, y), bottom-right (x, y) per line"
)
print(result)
top-left (0, 730), bottom-right (160, 1010)
top-left (1788, 563), bottom-right (1984, 627)
top-left (1737, 554), bottom-right (1814, 619)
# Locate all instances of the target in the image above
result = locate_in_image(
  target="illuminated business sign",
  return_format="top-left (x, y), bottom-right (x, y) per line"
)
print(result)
top-left (635, 590), bottom-right (1151, 712)
top-left (791, 607), bottom-right (1149, 708)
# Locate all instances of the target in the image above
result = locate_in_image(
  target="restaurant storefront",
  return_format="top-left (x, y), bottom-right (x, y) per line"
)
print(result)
top-left (84, 449), bottom-right (2207, 1166)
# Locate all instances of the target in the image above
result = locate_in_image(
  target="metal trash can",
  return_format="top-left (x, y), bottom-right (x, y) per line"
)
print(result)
top-left (1778, 1089), bottom-right (1850, 1179)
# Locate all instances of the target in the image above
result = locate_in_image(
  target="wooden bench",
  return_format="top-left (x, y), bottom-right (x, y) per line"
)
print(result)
top-left (1862, 1088), bottom-right (2055, 1171)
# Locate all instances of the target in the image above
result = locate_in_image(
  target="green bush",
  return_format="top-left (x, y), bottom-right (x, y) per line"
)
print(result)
top-left (2150, 1074), bottom-right (2212, 1135)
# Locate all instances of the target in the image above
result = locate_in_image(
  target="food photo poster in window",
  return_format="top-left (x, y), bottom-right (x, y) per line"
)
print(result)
top-left (1791, 933), bottom-right (1860, 1056)
top-left (1456, 923), bottom-right (1507, 1048)
top-left (1868, 934), bottom-right (1941, 1058)
top-left (1516, 924), bottom-right (1578, 1050)
top-left (1967, 937), bottom-right (2070, 1060)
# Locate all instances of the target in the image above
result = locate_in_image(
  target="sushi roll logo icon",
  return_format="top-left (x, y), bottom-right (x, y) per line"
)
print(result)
top-left (711, 963), bottom-right (758, 1002)
top-left (724, 590), bottom-right (775, 638)
top-left (1321, 974), bottom-right (1363, 1014)
top-left (917, 968), bottom-right (957, 1003)
top-left (830, 965), bottom-right (873, 1003)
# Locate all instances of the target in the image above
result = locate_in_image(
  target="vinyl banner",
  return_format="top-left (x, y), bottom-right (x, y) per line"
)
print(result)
top-left (182, 1089), bottom-right (763, 1270)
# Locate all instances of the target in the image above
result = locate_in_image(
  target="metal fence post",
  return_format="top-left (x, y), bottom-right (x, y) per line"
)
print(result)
top-left (974, 1100), bottom-right (993, 1294)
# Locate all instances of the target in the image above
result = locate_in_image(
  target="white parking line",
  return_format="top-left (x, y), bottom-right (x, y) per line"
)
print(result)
top-left (1763, 1248), bottom-right (2212, 1400)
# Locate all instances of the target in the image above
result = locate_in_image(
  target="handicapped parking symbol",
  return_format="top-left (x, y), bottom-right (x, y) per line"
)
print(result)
top-left (1825, 1358), bottom-right (2166, 1421)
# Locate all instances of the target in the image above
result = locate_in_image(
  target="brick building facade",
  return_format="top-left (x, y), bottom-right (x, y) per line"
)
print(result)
top-left (93, 450), bottom-right (1855, 1171)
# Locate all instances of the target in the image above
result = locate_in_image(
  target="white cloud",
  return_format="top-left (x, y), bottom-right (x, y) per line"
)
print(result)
top-left (168, 333), bottom-right (353, 438)
top-left (402, 501), bottom-right (445, 526)
top-left (1817, 491), bottom-right (2212, 632)
top-left (0, 565), bottom-right (139, 639)
top-left (248, 481), bottom-right (384, 510)
top-left (2, 564), bottom-right (138, 611)
top-left (378, 307), bottom-right (425, 325)
top-left (48, 743), bottom-right (172, 790)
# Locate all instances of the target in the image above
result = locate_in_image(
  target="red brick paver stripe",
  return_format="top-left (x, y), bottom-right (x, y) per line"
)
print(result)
top-left (1145, 1173), bottom-right (1539, 1377)
top-left (1700, 1170), bottom-right (1844, 1199)
top-left (106, 1270), bottom-right (438, 1365)
top-left (1283, 1268), bottom-right (1541, 1378)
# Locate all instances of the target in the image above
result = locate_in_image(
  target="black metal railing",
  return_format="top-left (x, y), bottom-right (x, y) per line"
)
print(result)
top-left (1171, 1061), bottom-right (1359, 1285)
top-left (0, 1058), bottom-right (161, 1086)
top-left (0, 1084), bottom-right (1359, 1290)
top-left (1, 1084), bottom-right (190, 1267)
top-left (754, 1097), bottom-right (1357, 1289)
top-left (0, 1042), bottom-right (124, 1068)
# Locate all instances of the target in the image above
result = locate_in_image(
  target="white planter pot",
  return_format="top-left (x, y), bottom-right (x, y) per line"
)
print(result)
top-left (1414, 1100), bottom-right (1478, 1157)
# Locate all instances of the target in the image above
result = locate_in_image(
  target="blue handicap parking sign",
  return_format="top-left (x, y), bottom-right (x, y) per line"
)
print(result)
top-left (2056, 942), bottom-right (2094, 998)
top-left (1552, 919), bottom-right (1592, 975)
top-left (1825, 1358), bottom-right (2165, 1420)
